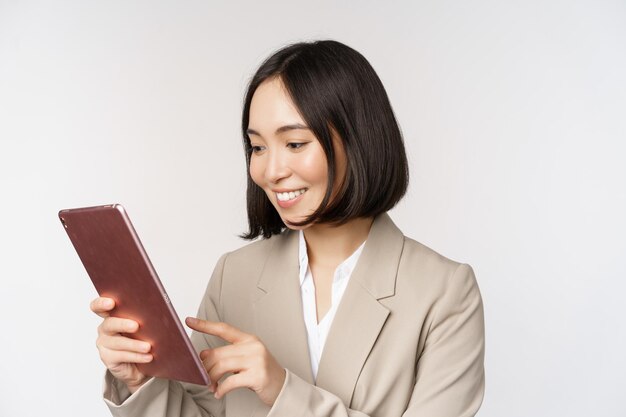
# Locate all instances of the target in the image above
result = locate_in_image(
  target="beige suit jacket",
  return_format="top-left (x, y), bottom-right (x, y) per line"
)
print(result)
top-left (104, 213), bottom-right (485, 417)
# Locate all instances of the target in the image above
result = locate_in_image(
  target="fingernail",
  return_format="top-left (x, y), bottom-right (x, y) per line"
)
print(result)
top-left (186, 317), bottom-right (197, 324)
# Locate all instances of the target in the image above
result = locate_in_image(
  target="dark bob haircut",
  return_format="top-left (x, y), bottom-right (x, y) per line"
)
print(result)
top-left (241, 40), bottom-right (409, 240)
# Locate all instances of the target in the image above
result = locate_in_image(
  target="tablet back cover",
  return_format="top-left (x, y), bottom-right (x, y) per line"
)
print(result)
top-left (59, 204), bottom-right (209, 386)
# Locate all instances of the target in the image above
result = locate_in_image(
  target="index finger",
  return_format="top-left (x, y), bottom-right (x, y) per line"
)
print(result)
top-left (185, 317), bottom-right (250, 344)
top-left (90, 297), bottom-right (115, 317)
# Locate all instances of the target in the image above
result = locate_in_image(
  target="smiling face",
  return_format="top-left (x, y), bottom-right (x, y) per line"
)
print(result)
top-left (247, 77), bottom-right (346, 229)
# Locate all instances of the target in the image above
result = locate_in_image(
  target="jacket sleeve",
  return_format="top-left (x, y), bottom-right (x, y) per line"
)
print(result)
top-left (266, 263), bottom-right (485, 417)
top-left (102, 253), bottom-right (230, 417)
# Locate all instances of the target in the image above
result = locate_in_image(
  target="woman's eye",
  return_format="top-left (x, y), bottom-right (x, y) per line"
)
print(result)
top-left (287, 142), bottom-right (307, 150)
top-left (250, 145), bottom-right (265, 154)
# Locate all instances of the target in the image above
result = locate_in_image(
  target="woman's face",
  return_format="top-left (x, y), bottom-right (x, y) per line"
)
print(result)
top-left (247, 77), bottom-right (346, 229)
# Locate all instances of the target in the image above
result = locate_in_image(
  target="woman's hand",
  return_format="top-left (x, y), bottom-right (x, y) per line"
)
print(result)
top-left (185, 317), bottom-right (286, 406)
top-left (90, 297), bottom-right (153, 393)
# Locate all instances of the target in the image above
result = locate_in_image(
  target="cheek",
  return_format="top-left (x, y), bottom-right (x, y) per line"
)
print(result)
top-left (299, 151), bottom-right (328, 185)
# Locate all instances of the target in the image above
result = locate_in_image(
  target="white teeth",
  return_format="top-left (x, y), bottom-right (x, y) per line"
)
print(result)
top-left (276, 188), bottom-right (307, 202)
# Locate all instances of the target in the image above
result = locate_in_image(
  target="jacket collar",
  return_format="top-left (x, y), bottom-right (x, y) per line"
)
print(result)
top-left (253, 213), bottom-right (405, 405)
top-left (256, 212), bottom-right (403, 298)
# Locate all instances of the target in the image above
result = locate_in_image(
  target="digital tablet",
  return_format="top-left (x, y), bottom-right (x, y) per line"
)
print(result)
top-left (59, 204), bottom-right (210, 386)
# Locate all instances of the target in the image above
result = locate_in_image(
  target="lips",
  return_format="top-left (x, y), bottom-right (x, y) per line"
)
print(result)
top-left (276, 188), bottom-right (307, 202)
top-left (274, 188), bottom-right (307, 208)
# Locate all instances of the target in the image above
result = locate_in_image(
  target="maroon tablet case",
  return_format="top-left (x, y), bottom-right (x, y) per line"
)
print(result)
top-left (59, 204), bottom-right (210, 385)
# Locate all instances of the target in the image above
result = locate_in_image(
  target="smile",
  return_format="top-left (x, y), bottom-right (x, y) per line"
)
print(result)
top-left (276, 188), bottom-right (307, 202)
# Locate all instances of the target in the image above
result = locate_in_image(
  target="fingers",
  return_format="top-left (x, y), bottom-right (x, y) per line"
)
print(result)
top-left (90, 297), bottom-right (152, 390)
top-left (97, 333), bottom-right (152, 368)
top-left (199, 345), bottom-right (257, 394)
top-left (90, 297), bottom-right (115, 318)
top-left (204, 353), bottom-right (247, 392)
top-left (99, 317), bottom-right (140, 336)
top-left (214, 373), bottom-right (249, 400)
top-left (99, 346), bottom-right (153, 366)
top-left (96, 330), bottom-right (152, 365)
top-left (193, 332), bottom-right (285, 406)
top-left (185, 317), bottom-right (250, 344)
top-left (100, 334), bottom-right (151, 353)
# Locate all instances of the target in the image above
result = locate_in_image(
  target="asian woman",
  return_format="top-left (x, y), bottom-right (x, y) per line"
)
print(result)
top-left (91, 39), bottom-right (485, 417)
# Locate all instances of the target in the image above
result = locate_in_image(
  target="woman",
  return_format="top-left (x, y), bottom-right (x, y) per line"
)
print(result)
top-left (92, 40), bottom-right (485, 417)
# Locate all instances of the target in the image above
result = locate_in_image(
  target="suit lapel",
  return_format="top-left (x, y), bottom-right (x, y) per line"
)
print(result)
top-left (250, 213), bottom-right (405, 407)
top-left (315, 213), bottom-right (405, 406)
top-left (252, 230), bottom-right (315, 385)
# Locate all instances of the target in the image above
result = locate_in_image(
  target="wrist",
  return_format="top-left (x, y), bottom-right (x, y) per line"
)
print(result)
top-left (125, 376), bottom-right (150, 394)
top-left (267, 368), bottom-right (287, 406)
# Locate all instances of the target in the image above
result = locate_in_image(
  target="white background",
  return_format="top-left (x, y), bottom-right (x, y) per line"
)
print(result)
top-left (1, 1), bottom-right (625, 416)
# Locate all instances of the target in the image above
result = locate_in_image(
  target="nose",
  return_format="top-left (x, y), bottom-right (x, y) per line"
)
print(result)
top-left (264, 148), bottom-right (290, 184)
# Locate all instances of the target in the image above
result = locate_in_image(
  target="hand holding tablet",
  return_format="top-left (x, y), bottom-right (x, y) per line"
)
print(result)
top-left (60, 204), bottom-right (210, 388)
top-left (90, 296), bottom-right (155, 392)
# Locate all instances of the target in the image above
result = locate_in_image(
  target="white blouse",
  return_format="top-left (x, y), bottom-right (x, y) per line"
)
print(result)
top-left (298, 230), bottom-right (366, 380)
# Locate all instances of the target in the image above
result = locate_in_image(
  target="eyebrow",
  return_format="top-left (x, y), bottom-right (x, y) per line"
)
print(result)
top-left (246, 123), bottom-right (310, 137)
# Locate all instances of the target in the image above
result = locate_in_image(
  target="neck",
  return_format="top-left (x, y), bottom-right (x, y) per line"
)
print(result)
top-left (302, 217), bottom-right (374, 268)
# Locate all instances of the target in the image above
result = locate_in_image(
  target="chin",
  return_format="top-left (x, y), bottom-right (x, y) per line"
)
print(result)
top-left (280, 215), bottom-right (311, 230)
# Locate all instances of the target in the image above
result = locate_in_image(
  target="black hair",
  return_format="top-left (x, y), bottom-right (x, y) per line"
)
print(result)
top-left (241, 40), bottom-right (409, 240)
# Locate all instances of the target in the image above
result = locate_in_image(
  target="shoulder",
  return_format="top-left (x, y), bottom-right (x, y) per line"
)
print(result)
top-left (395, 233), bottom-right (480, 306)
top-left (400, 236), bottom-right (460, 273)
top-left (221, 228), bottom-right (293, 262)
top-left (214, 229), bottom-right (293, 286)
top-left (222, 233), bottom-right (279, 264)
